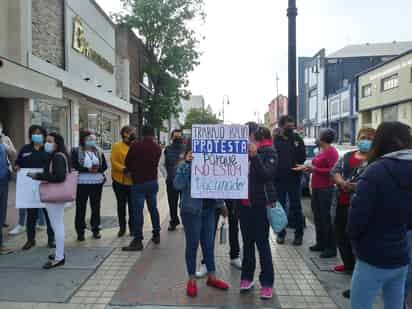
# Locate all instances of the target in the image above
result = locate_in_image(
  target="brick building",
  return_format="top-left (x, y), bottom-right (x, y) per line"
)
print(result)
top-left (267, 95), bottom-right (288, 130)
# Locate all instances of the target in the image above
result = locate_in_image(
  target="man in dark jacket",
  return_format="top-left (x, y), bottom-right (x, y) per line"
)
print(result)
top-left (123, 126), bottom-right (162, 251)
top-left (274, 116), bottom-right (306, 246)
top-left (164, 129), bottom-right (185, 231)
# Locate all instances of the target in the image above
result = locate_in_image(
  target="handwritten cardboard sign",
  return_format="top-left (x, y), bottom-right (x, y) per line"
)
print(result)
top-left (16, 169), bottom-right (44, 209)
top-left (191, 124), bottom-right (249, 199)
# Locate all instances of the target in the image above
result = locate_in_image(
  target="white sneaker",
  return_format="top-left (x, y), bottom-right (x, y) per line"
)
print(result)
top-left (36, 225), bottom-right (46, 231)
top-left (8, 224), bottom-right (25, 235)
top-left (230, 258), bottom-right (242, 270)
top-left (195, 264), bottom-right (208, 278)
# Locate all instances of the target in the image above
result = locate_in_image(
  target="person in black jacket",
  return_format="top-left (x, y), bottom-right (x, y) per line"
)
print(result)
top-left (274, 116), bottom-right (306, 246)
top-left (28, 132), bottom-right (69, 269)
top-left (15, 125), bottom-right (55, 250)
top-left (348, 122), bottom-right (412, 309)
top-left (164, 129), bottom-right (186, 231)
top-left (239, 124), bottom-right (276, 300)
top-left (71, 130), bottom-right (107, 241)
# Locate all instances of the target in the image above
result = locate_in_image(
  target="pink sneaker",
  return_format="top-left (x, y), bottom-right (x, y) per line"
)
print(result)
top-left (240, 280), bottom-right (254, 292)
top-left (260, 287), bottom-right (273, 299)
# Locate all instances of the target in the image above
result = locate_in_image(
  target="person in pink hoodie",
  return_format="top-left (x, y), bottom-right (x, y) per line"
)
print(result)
top-left (293, 128), bottom-right (339, 259)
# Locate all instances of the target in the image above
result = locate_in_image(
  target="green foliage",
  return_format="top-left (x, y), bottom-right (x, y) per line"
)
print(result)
top-left (114, 0), bottom-right (205, 129)
top-left (183, 108), bottom-right (220, 129)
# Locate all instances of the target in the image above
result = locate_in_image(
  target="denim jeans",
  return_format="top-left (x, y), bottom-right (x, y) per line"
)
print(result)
top-left (0, 184), bottom-right (8, 246)
top-left (18, 208), bottom-right (45, 226)
top-left (239, 204), bottom-right (274, 287)
top-left (182, 206), bottom-right (216, 277)
top-left (405, 230), bottom-right (412, 304)
top-left (131, 181), bottom-right (160, 241)
top-left (277, 175), bottom-right (304, 237)
top-left (351, 260), bottom-right (408, 309)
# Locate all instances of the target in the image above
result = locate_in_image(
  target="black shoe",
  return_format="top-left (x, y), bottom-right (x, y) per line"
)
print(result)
top-left (3, 223), bottom-right (9, 228)
top-left (22, 240), bottom-right (36, 251)
top-left (276, 235), bottom-right (286, 245)
top-left (77, 234), bottom-right (85, 242)
top-left (168, 225), bottom-right (177, 231)
top-left (342, 289), bottom-right (350, 299)
top-left (152, 235), bottom-right (160, 245)
top-left (320, 250), bottom-right (337, 259)
top-left (309, 244), bottom-right (324, 252)
top-left (48, 242), bottom-right (56, 249)
top-left (93, 232), bottom-right (101, 239)
top-left (118, 229), bottom-right (126, 238)
top-left (48, 254), bottom-right (55, 260)
top-left (43, 258), bottom-right (65, 269)
top-left (293, 236), bottom-right (303, 246)
top-left (122, 239), bottom-right (143, 252)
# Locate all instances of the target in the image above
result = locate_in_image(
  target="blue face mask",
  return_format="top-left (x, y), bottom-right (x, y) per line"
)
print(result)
top-left (31, 134), bottom-right (44, 145)
top-left (358, 139), bottom-right (372, 153)
top-left (44, 142), bottom-right (55, 153)
top-left (85, 140), bottom-right (96, 148)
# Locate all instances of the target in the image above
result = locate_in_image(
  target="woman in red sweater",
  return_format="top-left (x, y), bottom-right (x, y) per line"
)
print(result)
top-left (294, 128), bottom-right (339, 258)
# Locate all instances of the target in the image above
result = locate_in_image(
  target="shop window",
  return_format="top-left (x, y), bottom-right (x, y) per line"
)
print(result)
top-left (382, 105), bottom-right (398, 122)
top-left (362, 84), bottom-right (372, 98)
top-left (31, 100), bottom-right (70, 146)
top-left (381, 74), bottom-right (399, 92)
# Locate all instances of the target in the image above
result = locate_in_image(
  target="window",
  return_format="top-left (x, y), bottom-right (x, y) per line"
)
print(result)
top-left (362, 84), bottom-right (372, 98)
top-left (381, 74), bottom-right (399, 91)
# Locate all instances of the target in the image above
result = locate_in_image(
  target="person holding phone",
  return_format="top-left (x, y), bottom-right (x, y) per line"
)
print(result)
top-left (174, 145), bottom-right (229, 298)
top-left (27, 132), bottom-right (69, 269)
top-left (71, 130), bottom-right (107, 241)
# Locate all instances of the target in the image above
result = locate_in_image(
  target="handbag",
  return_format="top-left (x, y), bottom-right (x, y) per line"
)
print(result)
top-left (40, 153), bottom-right (78, 204)
top-left (267, 201), bottom-right (288, 233)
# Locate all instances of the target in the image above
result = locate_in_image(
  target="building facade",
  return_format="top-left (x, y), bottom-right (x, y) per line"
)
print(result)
top-left (267, 95), bottom-right (288, 130)
top-left (358, 49), bottom-right (412, 129)
top-left (0, 0), bottom-right (131, 151)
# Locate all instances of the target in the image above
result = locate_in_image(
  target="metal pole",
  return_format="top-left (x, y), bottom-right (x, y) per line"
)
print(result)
top-left (287, 0), bottom-right (298, 121)
top-left (276, 74), bottom-right (280, 126)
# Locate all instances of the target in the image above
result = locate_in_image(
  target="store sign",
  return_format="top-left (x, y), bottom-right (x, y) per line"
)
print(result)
top-left (191, 124), bottom-right (249, 199)
top-left (72, 16), bottom-right (114, 74)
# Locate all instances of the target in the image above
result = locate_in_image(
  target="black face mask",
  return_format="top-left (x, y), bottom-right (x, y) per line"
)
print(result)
top-left (174, 137), bottom-right (183, 144)
top-left (284, 128), bottom-right (294, 137)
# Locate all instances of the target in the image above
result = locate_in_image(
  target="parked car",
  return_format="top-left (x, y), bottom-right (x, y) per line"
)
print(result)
top-left (301, 138), bottom-right (318, 195)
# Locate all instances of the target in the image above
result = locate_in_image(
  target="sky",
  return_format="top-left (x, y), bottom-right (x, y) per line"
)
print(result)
top-left (96, 0), bottom-right (412, 124)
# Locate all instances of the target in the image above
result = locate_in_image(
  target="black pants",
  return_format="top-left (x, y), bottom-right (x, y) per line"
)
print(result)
top-left (75, 184), bottom-right (103, 235)
top-left (239, 204), bottom-right (274, 287)
top-left (202, 201), bottom-right (241, 264)
top-left (335, 204), bottom-right (355, 270)
top-left (166, 181), bottom-right (180, 226)
top-left (26, 208), bottom-right (54, 243)
top-left (311, 188), bottom-right (336, 253)
top-left (112, 180), bottom-right (134, 233)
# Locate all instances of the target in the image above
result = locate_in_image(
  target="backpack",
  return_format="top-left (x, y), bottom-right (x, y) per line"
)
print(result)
top-left (0, 144), bottom-right (10, 184)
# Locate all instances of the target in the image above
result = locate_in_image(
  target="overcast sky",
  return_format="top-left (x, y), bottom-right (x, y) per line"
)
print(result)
top-left (97, 0), bottom-right (412, 124)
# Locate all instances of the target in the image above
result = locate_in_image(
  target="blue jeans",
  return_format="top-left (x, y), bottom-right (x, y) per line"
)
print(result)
top-left (277, 175), bottom-right (304, 237)
top-left (182, 206), bottom-right (216, 277)
top-left (131, 181), bottom-right (160, 241)
top-left (405, 230), bottom-right (412, 304)
top-left (239, 204), bottom-right (274, 287)
top-left (17, 209), bottom-right (45, 226)
top-left (351, 260), bottom-right (408, 309)
top-left (0, 184), bottom-right (8, 246)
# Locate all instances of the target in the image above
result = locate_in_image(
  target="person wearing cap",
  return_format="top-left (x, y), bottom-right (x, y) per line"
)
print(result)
top-left (293, 128), bottom-right (339, 258)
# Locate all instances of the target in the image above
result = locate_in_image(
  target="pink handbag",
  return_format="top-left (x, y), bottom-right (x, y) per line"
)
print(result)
top-left (40, 153), bottom-right (78, 204)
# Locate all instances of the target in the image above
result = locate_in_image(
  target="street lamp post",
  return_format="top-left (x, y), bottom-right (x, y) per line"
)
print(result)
top-left (222, 94), bottom-right (230, 123)
top-left (287, 0), bottom-right (298, 121)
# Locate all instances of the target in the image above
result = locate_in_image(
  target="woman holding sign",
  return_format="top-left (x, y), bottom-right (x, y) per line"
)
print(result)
top-left (174, 146), bottom-right (230, 298)
top-left (239, 124), bottom-right (276, 300)
top-left (28, 132), bottom-right (70, 269)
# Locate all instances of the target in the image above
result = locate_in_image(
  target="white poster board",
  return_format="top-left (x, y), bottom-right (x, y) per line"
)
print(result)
top-left (191, 124), bottom-right (249, 199)
top-left (16, 169), bottom-right (44, 209)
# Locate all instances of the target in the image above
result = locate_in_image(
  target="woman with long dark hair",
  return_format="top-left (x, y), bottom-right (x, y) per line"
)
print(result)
top-left (71, 130), bottom-right (107, 241)
top-left (348, 122), bottom-right (412, 309)
top-left (28, 132), bottom-right (70, 269)
top-left (15, 125), bottom-right (55, 250)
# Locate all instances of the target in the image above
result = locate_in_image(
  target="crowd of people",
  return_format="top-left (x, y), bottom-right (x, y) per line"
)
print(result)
top-left (0, 117), bottom-right (412, 308)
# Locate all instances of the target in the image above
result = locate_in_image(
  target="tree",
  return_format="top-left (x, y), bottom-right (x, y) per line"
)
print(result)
top-left (184, 108), bottom-right (220, 129)
top-left (114, 0), bottom-right (205, 130)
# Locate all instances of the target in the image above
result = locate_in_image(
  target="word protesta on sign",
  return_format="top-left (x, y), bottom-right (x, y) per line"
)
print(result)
top-left (72, 17), bottom-right (114, 74)
top-left (191, 124), bottom-right (249, 199)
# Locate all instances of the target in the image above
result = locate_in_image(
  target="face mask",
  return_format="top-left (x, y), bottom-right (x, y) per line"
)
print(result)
top-left (313, 148), bottom-right (320, 156)
top-left (174, 137), bottom-right (183, 143)
top-left (32, 134), bottom-right (44, 145)
top-left (85, 140), bottom-right (96, 148)
top-left (44, 142), bottom-right (55, 153)
top-left (284, 128), bottom-right (294, 137)
top-left (358, 139), bottom-right (372, 153)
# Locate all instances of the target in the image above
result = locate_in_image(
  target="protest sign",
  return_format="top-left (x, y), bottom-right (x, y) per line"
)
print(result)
top-left (16, 168), bottom-right (44, 209)
top-left (191, 124), bottom-right (249, 199)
